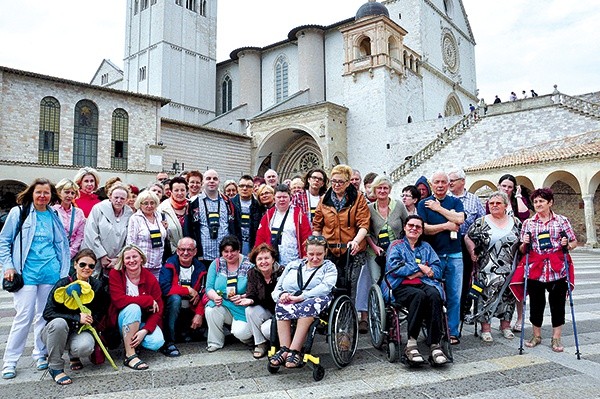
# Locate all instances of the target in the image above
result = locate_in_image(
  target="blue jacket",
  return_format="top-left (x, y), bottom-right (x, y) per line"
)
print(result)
top-left (380, 238), bottom-right (444, 303)
top-left (0, 204), bottom-right (70, 277)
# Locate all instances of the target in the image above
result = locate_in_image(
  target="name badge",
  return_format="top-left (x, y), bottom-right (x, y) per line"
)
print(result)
top-left (149, 228), bottom-right (162, 248)
top-left (538, 231), bottom-right (552, 250)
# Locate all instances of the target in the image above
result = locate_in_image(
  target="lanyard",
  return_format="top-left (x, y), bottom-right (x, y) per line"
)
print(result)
top-left (270, 207), bottom-right (291, 247)
top-left (296, 260), bottom-right (321, 293)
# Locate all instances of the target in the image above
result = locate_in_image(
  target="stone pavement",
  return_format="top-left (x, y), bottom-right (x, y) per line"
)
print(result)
top-left (1, 250), bottom-right (599, 399)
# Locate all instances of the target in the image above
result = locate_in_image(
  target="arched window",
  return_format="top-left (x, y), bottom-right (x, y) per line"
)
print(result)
top-left (73, 100), bottom-right (99, 167)
top-left (407, 116), bottom-right (413, 123)
top-left (199, 0), bottom-right (207, 16)
top-left (358, 37), bottom-right (371, 58)
top-left (111, 109), bottom-right (129, 170)
top-left (388, 37), bottom-right (400, 60)
top-left (275, 56), bottom-right (289, 102)
top-left (186, 0), bottom-right (196, 12)
top-left (221, 75), bottom-right (232, 113)
top-left (38, 97), bottom-right (60, 164)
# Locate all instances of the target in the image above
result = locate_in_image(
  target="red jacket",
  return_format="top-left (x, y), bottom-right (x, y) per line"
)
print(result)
top-left (108, 267), bottom-right (163, 333)
top-left (255, 206), bottom-right (311, 259)
top-left (74, 191), bottom-right (100, 218)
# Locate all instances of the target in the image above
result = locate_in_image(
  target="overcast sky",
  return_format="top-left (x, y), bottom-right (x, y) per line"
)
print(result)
top-left (0, 0), bottom-right (598, 102)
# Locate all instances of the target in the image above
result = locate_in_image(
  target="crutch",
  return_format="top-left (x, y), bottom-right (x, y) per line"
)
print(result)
top-left (560, 231), bottom-right (581, 360)
top-left (518, 232), bottom-right (531, 355)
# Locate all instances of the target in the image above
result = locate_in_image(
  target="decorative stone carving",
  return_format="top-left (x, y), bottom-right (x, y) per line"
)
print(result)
top-left (441, 29), bottom-right (459, 74)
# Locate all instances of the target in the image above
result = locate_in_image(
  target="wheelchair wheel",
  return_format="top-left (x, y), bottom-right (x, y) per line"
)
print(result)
top-left (312, 365), bottom-right (325, 381)
top-left (368, 284), bottom-right (386, 349)
top-left (328, 294), bottom-right (358, 369)
top-left (386, 341), bottom-right (399, 363)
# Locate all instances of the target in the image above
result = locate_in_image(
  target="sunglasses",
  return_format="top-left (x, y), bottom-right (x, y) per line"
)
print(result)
top-left (77, 262), bottom-right (96, 269)
top-left (306, 235), bottom-right (328, 246)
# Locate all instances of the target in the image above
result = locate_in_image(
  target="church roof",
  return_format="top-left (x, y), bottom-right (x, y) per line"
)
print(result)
top-left (0, 65), bottom-right (170, 106)
top-left (466, 130), bottom-right (600, 171)
top-left (356, 1), bottom-right (389, 20)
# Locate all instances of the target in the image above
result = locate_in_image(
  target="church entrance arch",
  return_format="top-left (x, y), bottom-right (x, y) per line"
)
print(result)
top-left (0, 180), bottom-right (27, 213)
top-left (255, 128), bottom-right (323, 180)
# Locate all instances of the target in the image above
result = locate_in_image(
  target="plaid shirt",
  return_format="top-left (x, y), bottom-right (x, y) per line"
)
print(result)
top-left (520, 211), bottom-right (576, 282)
top-left (450, 189), bottom-right (485, 236)
top-left (292, 190), bottom-right (321, 228)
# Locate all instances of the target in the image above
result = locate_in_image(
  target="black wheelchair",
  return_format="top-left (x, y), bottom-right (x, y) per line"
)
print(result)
top-left (368, 264), bottom-right (453, 366)
top-left (266, 252), bottom-right (359, 381)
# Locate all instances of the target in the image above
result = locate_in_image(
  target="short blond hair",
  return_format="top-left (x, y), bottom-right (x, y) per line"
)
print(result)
top-left (74, 167), bottom-right (101, 190)
top-left (55, 178), bottom-right (80, 196)
top-left (330, 164), bottom-right (352, 181)
top-left (134, 190), bottom-right (160, 209)
top-left (114, 244), bottom-right (147, 271)
top-left (256, 184), bottom-right (274, 196)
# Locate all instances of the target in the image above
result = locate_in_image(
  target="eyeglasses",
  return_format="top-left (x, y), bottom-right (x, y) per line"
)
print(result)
top-left (488, 201), bottom-right (504, 206)
top-left (177, 247), bottom-right (195, 252)
top-left (406, 223), bottom-right (423, 230)
top-left (238, 184), bottom-right (253, 189)
top-left (141, 201), bottom-right (155, 206)
top-left (330, 179), bottom-right (348, 186)
top-left (310, 176), bottom-right (324, 181)
top-left (306, 235), bottom-right (328, 246)
top-left (449, 178), bottom-right (464, 183)
top-left (402, 194), bottom-right (413, 198)
top-left (77, 262), bottom-right (95, 269)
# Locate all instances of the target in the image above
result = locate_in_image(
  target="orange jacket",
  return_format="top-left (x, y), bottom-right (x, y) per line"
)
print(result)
top-left (312, 186), bottom-right (371, 257)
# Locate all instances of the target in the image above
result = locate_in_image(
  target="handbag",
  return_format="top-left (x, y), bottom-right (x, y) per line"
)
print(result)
top-left (2, 272), bottom-right (24, 293)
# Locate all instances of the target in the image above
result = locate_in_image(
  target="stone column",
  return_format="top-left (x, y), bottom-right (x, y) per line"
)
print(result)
top-left (582, 194), bottom-right (598, 247)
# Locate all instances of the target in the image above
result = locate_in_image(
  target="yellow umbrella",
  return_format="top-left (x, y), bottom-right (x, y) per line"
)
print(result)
top-left (54, 281), bottom-right (118, 370)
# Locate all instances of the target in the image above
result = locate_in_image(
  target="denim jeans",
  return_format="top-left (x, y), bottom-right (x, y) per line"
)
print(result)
top-left (118, 304), bottom-right (164, 351)
top-left (164, 295), bottom-right (182, 343)
top-left (438, 252), bottom-right (463, 337)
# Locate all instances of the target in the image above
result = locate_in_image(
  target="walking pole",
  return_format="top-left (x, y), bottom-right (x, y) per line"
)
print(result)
top-left (518, 233), bottom-right (531, 355)
top-left (560, 232), bottom-right (581, 360)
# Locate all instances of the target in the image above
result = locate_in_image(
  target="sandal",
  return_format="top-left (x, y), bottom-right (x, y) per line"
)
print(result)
top-left (430, 344), bottom-right (448, 365)
top-left (36, 357), bottom-right (48, 371)
top-left (480, 331), bottom-right (493, 342)
top-left (2, 366), bottom-right (16, 380)
top-left (512, 322), bottom-right (522, 333)
top-left (450, 336), bottom-right (460, 345)
top-left (551, 338), bottom-right (564, 352)
top-left (69, 357), bottom-right (84, 371)
top-left (284, 350), bottom-right (303, 368)
top-left (123, 354), bottom-right (149, 370)
top-left (359, 320), bottom-right (368, 334)
top-left (269, 346), bottom-right (289, 367)
top-left (404, 344), bottom-right (425, 363)
top-left (48, 368), bottom-right (72, 385)
top-left (501, 329), bottom-right (515, 340)
top-left (525, 335), bottom-right (542, 348)
top-left (160, 343), bottom-right (181, 357)
top-left (253, 342), bottom-right (268, 359)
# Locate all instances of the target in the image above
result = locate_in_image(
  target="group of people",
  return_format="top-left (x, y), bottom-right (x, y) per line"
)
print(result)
top-left (0, 164), bottom-right (577, 383)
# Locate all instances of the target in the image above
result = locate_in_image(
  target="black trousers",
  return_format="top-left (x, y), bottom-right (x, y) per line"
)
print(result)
top-left (527, 278), bottom-right (567, 328)
top-left (392, 283), bottom-right (443, 345)
top-left (460, 237), bottom-right (474, 319)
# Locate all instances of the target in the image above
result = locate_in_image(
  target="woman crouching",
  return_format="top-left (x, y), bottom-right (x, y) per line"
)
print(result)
top-left (41, 249), bottom-right (107, 385)
top-left (108, 244), bottom-right (165, 370)
top-left (269, 236), bottom-right (337, 368)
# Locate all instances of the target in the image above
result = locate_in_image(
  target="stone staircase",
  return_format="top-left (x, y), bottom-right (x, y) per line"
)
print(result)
top-left (389, 111), bottom-right (482, 183)
top-left (388, 91), bottom-right (600, 187)
top-left (557, 93), bottom-right (600, 119)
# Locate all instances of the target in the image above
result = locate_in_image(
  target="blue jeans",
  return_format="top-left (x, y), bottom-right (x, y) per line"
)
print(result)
top-left (118, 304), bottom-right (165, 351)
top-left (164, 295), bottom-right (182, 343)
top-left (439, 253), bottom-right (463, 337)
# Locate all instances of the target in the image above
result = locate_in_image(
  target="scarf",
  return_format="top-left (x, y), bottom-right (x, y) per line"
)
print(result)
top-left (170, 197), bottom-right (188, 211)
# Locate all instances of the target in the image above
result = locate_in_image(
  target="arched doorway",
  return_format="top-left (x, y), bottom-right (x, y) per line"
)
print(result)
top-left (256, 128), bottom-right (324, 180)
top-left (0, 180), bottom-right (27, 213)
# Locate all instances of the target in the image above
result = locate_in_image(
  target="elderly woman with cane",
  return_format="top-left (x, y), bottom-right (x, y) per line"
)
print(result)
top-left (510, 188), bottom-right (576, 353)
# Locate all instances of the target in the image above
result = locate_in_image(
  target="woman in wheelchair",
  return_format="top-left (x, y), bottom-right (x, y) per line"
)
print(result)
top-left (269, 236), bottom-right (337, 368)
top-left (382, 215), bottom-right (449, 365)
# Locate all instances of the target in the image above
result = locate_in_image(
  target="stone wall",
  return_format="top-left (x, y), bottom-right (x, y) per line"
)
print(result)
top-left (160, 120), bottom-right (252, 182)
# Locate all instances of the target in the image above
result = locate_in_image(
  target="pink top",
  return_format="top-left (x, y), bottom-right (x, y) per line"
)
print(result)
top-left (51, 204), bottom-right (86, 259)
top-left (75, 191), bottom-right (100, 218)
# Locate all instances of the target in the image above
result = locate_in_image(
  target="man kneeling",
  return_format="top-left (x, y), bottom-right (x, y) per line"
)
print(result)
top-left (159, 237), bottom-right (207, 356)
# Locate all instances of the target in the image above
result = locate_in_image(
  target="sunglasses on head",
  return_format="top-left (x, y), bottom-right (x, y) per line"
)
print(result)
top-left (77, 262), bottom-right (95, 269)
top-left (306, 235), bottom-right (328, 246)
